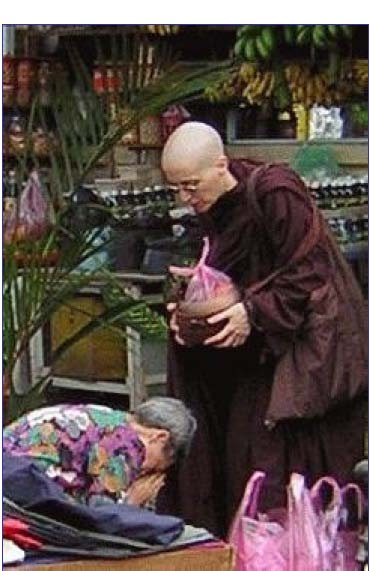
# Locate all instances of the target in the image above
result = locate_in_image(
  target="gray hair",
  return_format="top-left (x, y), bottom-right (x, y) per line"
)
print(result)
top-left (134, 397), bottom-right (197, 461)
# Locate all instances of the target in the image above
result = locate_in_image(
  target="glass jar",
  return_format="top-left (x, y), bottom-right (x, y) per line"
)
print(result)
top-left (8, 115), bottom-right (26, 154)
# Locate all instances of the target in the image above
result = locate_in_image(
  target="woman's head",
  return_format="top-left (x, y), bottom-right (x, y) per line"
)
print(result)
top-left (131, 397), bottom-right (197, 472)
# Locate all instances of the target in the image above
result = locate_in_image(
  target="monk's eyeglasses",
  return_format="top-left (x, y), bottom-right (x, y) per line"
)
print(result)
top-left (167, 179), bottom-right (201, 195)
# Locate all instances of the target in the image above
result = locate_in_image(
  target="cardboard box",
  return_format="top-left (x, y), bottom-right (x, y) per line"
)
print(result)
top-left (7, 543), bottom-right (234, 571)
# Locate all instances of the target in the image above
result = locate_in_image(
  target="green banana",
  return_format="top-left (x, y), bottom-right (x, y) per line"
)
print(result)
top-left (327, 24), bottom-right (341, 41)
top-left (244, 38), bottom-right (259, 62)
top-left (313, 25), bottom-right (329, 48)
top-left (255, 35), bottom-right (271, 60)
top-left (234, 37), bottom-right (246, 58)
top-left (237, 24), bottom-right (259, 39)
top-left (296, 25), bottom-right (312, 46)
top-left (261, 26), bottom-right (276, 52)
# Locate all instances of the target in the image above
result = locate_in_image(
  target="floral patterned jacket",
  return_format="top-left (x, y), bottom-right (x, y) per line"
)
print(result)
top-left (3, 404), bottom-right (145, 506)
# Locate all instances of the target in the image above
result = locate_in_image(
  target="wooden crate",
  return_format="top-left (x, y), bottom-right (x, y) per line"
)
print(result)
top-left (50, 293), bottom-right (126, 381)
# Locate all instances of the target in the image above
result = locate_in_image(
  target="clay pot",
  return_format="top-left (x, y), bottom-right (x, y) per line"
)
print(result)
top-left (176, 287), bottom-right (240, 347)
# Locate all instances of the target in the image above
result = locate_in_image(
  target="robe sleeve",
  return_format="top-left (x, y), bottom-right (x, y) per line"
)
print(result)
top-left (245, 185), bottom-right (332, 355)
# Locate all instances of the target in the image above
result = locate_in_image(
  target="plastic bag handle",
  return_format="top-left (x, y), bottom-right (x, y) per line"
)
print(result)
top-left (227, 471), bottom-right (266, 544)
top-left (310, 475), bottom-right (342, 513)
top-left (341, 483), bottom-right (364, 523)
top-left (169, 237), bottom-right (210, 278)
top-left (196, 237), bottom-right (210, 269)
top-left (235, 471), bottom-right (266, 520)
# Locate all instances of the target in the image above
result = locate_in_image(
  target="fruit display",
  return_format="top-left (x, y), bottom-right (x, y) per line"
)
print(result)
top-left (234, 25), bottom-right (353, 64)
top-left (241, 67), bottom-right (276, 106)
top-left (285, 62), bottom-right (352, 107)
top-left (223, 25), bottom-right (364, 110)
top-left (234, 26), bottom-right (278, 63)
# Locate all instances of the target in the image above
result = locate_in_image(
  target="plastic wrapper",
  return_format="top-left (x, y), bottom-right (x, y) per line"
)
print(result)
top-left (309, 105), bottom-right (343, 140)
top-left (4, 170), bottom-right (54, 245)
top-left (169, 237), bottom-right (234, 302)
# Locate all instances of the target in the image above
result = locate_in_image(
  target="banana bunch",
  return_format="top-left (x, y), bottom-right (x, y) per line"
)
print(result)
top-left (352, 59), bottom-right (368, 90)
top-left (242, 70), bottom-right (276, 105)
top-left (144, 25), bottom-right (180, 35)
top-left (312, 24), bottom-right (352, 49)
top-left (293, 25), bottom-right (352, 49)
top-left (285, 62), bottom-right (352, 107)
top-left (295, 25), bottom-right (314, 46)
top-left (234, 25), bottom-right (278, 63)
top-left (239, 62), bottom-right (259, 82)
top-left (282, 25), bottom-right (297, 45)
top-left (204, 72), bottom-right (239, 104)
top-left (285, 63), bottom-right (330, 107)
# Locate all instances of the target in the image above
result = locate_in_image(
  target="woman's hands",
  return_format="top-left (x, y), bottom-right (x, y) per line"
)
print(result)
top-left (125, 473), bottom-right (165, 507)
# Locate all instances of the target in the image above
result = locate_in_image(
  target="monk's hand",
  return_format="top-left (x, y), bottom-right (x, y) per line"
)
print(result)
top-left (166, 302), bottom-right (186, 346)
top-left (126, 473), bottom-right (165, 507)
top-left (204, 302), bottom-right (251, 348)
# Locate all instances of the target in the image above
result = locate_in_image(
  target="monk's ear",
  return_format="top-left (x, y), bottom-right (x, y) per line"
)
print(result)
top-left (214, 155), bottom-right (228, 173)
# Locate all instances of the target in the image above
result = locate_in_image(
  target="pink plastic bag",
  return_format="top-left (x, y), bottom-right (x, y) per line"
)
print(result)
top-left (227, 471), bottom-right (288, 571)
top-left (337, 483), bottom-right (364, 571)
top-left (288, 474), bottom-right (343, 571)
top-left (169, 237), bottom-right (234, 302)
top-left (4, 170), bottom-right (53, 245)
top-left (228, 471), bottom-right (362, 571)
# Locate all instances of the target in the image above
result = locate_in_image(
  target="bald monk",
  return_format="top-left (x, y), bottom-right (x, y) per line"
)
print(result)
top-left (157, 121), bottom-right (367, 538)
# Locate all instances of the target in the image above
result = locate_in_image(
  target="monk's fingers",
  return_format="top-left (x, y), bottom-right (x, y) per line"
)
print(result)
top-left (203, 324), bottom-right (234, 346)
top-left (214, 331), bottom-right (248, 349)
top-left (174, 332), bottom-right (186, 346)
top-left (169, 312), bottom-right (179, 333)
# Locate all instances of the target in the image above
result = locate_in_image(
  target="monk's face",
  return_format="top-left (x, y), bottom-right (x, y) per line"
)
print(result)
top-left (164, 160), bottom-right (227, 214)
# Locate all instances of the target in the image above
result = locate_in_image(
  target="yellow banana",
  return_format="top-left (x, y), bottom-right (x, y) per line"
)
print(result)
top-left (266, 73), bottom-right (275, 97)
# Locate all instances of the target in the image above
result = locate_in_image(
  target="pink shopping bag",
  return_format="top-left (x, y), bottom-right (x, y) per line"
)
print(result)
top-left (289, 474), bottom-right (343, 571)
top-left (337, 483), bottom-right (365, 571)
top-left (227, 471), bottom-right (288, 571)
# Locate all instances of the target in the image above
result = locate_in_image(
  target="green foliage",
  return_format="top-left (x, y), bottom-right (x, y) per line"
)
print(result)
top-left (3, 34), bottom-right (231, 421)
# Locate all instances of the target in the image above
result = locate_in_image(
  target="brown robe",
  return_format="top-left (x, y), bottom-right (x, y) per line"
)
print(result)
top-left (158, 160), bottom-right (368, 538)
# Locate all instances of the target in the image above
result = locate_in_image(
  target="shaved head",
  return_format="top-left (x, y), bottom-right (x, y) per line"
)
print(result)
top-left (161, 122), bottom-right (237, 214)
top-left (161, 121), bottom-right (225, 174)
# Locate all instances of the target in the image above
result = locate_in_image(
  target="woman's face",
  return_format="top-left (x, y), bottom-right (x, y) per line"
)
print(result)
top-left (142, 437), bottom-right (173, 473)
top-left (130, 419), bottom-right (173, 473)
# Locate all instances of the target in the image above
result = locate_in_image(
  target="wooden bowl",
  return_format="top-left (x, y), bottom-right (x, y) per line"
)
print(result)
top-left (176, 287), bottom-right (240, 347)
